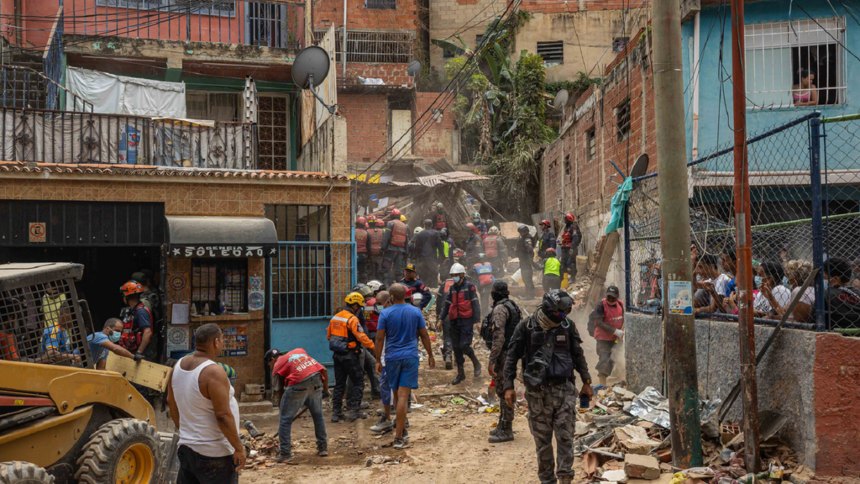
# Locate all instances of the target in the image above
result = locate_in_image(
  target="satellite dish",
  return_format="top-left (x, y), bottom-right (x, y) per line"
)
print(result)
top-left (407, 60), bottom-right (422, 77)
top-left (291, 46), bottom-right (336, 114)
top-left (552, 89), bottom-right (570, 111)
top-left (291, 46), bottom-right (330, 89)
top-left (630, 154), bottom-right (650, 179)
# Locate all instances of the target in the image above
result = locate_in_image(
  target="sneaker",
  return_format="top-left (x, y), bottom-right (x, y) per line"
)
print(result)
top-left (393, 437), bottom-right (410, 450)
top-left (318, 449), bottom-right (329, 457)
top-left (275, 454), bottom-right (296, 464)
top-left (370, 417), bottom-right (394, 433)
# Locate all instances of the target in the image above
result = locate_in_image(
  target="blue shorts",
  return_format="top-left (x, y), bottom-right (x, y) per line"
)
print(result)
top-left (379, 366), bottom-right (392, 406)
top-left (385, 357), bottom-right (419, 390)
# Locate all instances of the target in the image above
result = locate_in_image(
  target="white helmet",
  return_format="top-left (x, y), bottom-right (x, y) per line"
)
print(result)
top-left (367, 280), bottom-right (384, 293)
top-left (411, 293), bottom-right (423, 307)
top-left (414, 227), bottom-right (423, 235)
top-left (449, 263), bottom-right (466, 275)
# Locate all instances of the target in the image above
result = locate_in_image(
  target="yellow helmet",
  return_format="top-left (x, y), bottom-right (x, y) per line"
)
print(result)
top-left (400, 215), bottom-right (407, 222)
top-left (344, 292), bottom-right (365, 306)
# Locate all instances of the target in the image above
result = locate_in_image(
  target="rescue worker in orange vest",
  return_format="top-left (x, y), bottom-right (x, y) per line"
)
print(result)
top-left (439, 263), bottom-right (482, 385)
top-left (327, 292), bottom-right (376, 422)
top-left (355, 217), bottom-right (370, 282)
top-left (482, 226), bottom-right (508, 279)
top-left (560, 212), bottom-right (582, 282)
top-left (367, 218), bottom-right (387, 281)
top-left (471, 256), bottom-right (495, 314)
top-left (383, 209), bottom-right (409, 285)
top-left (118, 281), bottom-right (154, 362)
top-left (427, 202), bottom-right (448, 231)
top-left (588, 285), bottom-right (625, 386)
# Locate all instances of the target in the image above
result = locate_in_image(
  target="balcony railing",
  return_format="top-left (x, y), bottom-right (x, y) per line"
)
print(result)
top-left (65, 0), bottom-right (305, 50)
top-left (0, 107), bottom-right (257, 169)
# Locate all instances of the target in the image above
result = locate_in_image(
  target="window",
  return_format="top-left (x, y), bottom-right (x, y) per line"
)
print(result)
top-left (319, 30), bottom-right (414, 63)
top-left (537, 41), bottom-right (564, 66)
top-left (745, 17), bottom-right (845, 109)
top-left (265, 205), bottom-right (331, 241)
top-left (257, 94), bottom-right (291, 170)
top-left (366, 0), bottom-right (396, 9)
top-left (615, 100), bottom-right (631, 141)
top-left (191, 259), bottom-right (248, 315)
top-left (186, 92), bottom-right (240, 122)
top-left (613, 37), bottom-right (629, 53)
top-left (586, 127), bottom-right (597, 160)
top-left (564, 154), bottom-right (571, 177)
top-left (96, 0), bottom-right (235, 16)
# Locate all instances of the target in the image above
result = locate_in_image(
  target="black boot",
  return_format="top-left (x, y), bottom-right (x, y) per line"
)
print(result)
top-left (444, 353), bottom-right (453, 370)
top-left (488, 421), bottom-right (514, 443)
top-left (488, 413), bottom-right (503, 438)
top-left (472, 358), bottom-right (482, 378)
top-left (450, 370), bottom-right (466, 385)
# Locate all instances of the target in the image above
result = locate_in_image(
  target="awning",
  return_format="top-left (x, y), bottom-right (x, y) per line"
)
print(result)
top-left (166, 216), bottom-right (278, 258)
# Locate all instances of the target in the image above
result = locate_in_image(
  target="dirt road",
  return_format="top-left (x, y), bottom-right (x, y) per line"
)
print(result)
top-left (241, 302), bottom-right (625, 484)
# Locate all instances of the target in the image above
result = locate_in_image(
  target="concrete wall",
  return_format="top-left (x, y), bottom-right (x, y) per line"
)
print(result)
top-left (625, 313), bottom-right (860, 476)
top-left (682, 0), bottom-right (860, 164)
top-left (413, 91), bottom-right (456, 161)
top-left (513, 9), bottom-right (649, 83)
top-left (338, 92), bottom-right (390, 164)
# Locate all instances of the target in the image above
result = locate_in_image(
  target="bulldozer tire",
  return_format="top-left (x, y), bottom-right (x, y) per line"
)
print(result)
top-left (0, 461), bottom-right (54, 484)
top-left (75, 418), bottom-right (159, 484)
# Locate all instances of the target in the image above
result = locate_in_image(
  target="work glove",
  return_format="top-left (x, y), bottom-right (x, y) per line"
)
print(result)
top-left (133, 353), bottom-right (144, 362)
top-left (613, 330), bottom-right (624, 341)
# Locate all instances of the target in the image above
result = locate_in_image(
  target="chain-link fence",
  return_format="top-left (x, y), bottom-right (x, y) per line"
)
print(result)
top-left (626, 112), bottom-right (860, 333)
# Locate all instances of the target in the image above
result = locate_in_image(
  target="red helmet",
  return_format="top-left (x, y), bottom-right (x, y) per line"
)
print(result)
top-left (453, 248), bottom-right (465, 258)
top-left (391, 208), bottom-right (402, 217)
top-left (356, 216), bottom-right (367, 227)
top-left (376, 219), bottom-right (386, 228)
top-left (565, 212), bottom-right (575, 222)
top-left (546, 247), bottom-right (557, 255)
top-left (466, 222), bottom-right (479, 234)
top-left (540, 219), bottom-right (551, 227)
top-left (120, 281), bottom-right (145, 297)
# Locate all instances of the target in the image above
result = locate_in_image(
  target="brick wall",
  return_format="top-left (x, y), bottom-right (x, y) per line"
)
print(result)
top-left (520, 0), bottom-right (651, 14)
top-left (412, 91), bottom-right (455, 161)
top-left (314, 0), bottom-right (418, 30)
top-left (341, 62), bottom-right (414, 88)
top-left (338, 92), bottom-right (391, 164)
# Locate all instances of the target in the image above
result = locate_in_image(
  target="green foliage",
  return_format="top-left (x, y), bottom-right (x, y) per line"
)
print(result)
top-left (545, 72), bottom-right (600, 97)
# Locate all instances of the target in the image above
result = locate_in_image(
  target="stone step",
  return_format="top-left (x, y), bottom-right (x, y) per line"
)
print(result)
top-left (242, 411), bottom-right (280, 430)
top-left (238, 401), bottom-right (276, 414)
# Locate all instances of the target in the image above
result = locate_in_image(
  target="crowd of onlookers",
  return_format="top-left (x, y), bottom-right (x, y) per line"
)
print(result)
top-left (689, 244), bottom-right (860, 329)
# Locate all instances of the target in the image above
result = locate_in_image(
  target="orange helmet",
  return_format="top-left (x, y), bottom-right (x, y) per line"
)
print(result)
top-left (565, 212), bottom-right (575, 222)
top-left (376, 219), bottom-right (386, 228)
top-left (356, 216), bottom-right (367, 227)
top-left (120, 281), bottom-right (144, 297)
top-left (391, 208), bottom-right (402, 217)
top-left (540, 219), bottom-right (551, 227)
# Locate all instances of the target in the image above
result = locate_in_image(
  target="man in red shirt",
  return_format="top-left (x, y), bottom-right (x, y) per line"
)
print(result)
top-left (272, 348), bottom-right (329, 463)
top-left (588, 286), bottom-right (625, 386)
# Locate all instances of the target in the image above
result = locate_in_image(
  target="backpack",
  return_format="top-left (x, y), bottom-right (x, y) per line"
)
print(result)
top-left (480, 300), bottom-right (522, 350)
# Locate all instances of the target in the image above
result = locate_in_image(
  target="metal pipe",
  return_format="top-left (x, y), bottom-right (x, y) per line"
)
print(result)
top-left (692, 11), bottom-right (701, 160)
top-left (730, 0), bottom-right (761, 472)
top-left (809, 115), bottom-right (826, 330)
top-left (651, 0), bottom-right (703, 468)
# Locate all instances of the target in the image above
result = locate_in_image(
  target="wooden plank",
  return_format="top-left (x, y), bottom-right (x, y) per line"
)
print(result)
top-left (105, 352), bottom-right (172, 393)
top-left (585, 232), bottom-right (620, 311)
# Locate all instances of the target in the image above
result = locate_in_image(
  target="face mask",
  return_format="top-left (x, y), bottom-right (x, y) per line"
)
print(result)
top-left (823, 280), bottom-right (829, 291)
top-left (454, 276), bottom-right (463, 284)
top-left (109, 332), bottom-right (121, 343)
top-left (754, 275), bottom-right (763, 288)
top-left (782, 276), bottom-right (790, 288)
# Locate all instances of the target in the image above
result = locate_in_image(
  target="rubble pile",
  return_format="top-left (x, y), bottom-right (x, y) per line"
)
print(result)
top-left (575, 385), bottom-right (807, 483)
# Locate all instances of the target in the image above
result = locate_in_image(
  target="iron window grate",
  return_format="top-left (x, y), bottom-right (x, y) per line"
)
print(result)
top-left (365, 0), bottom-right (396, 9)
top-left (537, 41), bottom-right (564, 65)
top-left (191, 259), bottom-right (248, 315)
top-left (615, 100), bottom-right (631, 142)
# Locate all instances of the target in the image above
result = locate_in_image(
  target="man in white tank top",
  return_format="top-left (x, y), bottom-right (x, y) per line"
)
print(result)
top-left (167, 323), bottom-right (245, 483)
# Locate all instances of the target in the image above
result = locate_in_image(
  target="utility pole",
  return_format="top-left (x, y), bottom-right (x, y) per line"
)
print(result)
top-left (730, 0), bottom-right (761, 472)
top-left (651, 0), bottom-right (703, 468)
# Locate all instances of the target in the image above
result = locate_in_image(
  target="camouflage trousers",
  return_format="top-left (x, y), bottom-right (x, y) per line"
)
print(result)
top-left (525, 381), bottom-right (576, 484)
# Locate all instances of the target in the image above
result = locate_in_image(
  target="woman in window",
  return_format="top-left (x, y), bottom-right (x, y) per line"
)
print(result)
top-left (793, 69), bottom-right (819, 106)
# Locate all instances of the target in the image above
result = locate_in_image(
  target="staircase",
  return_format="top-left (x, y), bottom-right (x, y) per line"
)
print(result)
top-left (239, 401), bottom-right (280, 430)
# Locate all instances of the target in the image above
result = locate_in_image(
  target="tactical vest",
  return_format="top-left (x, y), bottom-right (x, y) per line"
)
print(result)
top-left (355, 228), bottom-right (369, 254)
top-left (480, 299), bottom-right (521, 350)
top-left (119, 302), bottom-right (152, 354)
top-left (523, 316), bottom-right (575, 387)
top-left (390, 221), bottom-right (408, 248)
top-left (483, 235), bottom-right (500, 258)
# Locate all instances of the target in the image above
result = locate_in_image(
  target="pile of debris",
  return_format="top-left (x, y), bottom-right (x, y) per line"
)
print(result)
top-left (576, 385), bottom-right (808, 483)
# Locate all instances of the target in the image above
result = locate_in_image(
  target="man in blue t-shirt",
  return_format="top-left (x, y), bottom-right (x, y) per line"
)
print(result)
top-left (375, 283), bottom-right (435, 450)
top-left (87, 318), bottom-right (135, 369)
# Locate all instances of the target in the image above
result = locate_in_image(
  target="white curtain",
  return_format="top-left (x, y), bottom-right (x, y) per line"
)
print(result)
top-left (66, 67), bottom-right (187, 118)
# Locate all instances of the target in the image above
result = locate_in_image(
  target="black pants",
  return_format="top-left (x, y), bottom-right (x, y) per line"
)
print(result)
top-left (543, 274), bottom-right (561, 292)
top-left (561, 246), bottom-right (578, 280)
top-left (520, 257), bottom-right (535, 293)
top-left (450, 318), bottom-right (477, 373)
top-left (417, 259), bottom-right (439, 287)
top-left (357, 254), bottom-right (368, 282)
top-left (177, 445), bottom-right (237, 484)
top-left (332, 351), bottom-right (363, 414)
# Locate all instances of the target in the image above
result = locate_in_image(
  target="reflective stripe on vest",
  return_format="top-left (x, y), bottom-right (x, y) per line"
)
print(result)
top-left (443, 241), bottom-right (450, 258)
top-left (594, 299), bottom-right (625, 341)
top-left (328, 310), bottom-right (359, 349)
top-left (355, 229), bottom-right (369, 254)
top-left (544, 257), bottom-right (561, 276)
top-left (448, 285), bottom-right (474, 320)
top-left (474, 262), bottom-right (494, 286)
top-left (483, 235), bottom-right (499, 258)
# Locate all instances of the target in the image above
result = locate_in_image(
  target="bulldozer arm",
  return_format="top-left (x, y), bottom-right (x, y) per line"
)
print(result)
top-left (0, 406), bottom-right (93, 468)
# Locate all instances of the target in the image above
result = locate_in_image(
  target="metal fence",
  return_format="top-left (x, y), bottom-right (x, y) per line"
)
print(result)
top-left (625, 112), bottom-right (860, 333)
top-left (269, 241), bottom-right (355, 320)
top-left (67, 0), bottom-right (305, 50)
top-left (0, 107), bottom-right (257, 169)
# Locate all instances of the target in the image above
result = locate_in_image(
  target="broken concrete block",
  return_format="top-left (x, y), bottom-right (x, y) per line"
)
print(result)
top-left (624, 454), bottom-right (661, 480)
top-left (614, 425), bottom-right (660, 455)
top-left (601, 469), bottom-right (627, 482)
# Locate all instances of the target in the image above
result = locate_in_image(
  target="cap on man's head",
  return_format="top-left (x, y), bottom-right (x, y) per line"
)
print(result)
top-left (131, 272), bottom-right (146, 284)
top-left (404, 263), bottom-right (417, 273)
top-left (606, 285), bottom-right (620, 298)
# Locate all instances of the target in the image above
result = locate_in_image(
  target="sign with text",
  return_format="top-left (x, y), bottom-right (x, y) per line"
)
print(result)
top-left (28, 222), bottom-right (46, 243)
top-left (170, 245), bottom-right (277, 258)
